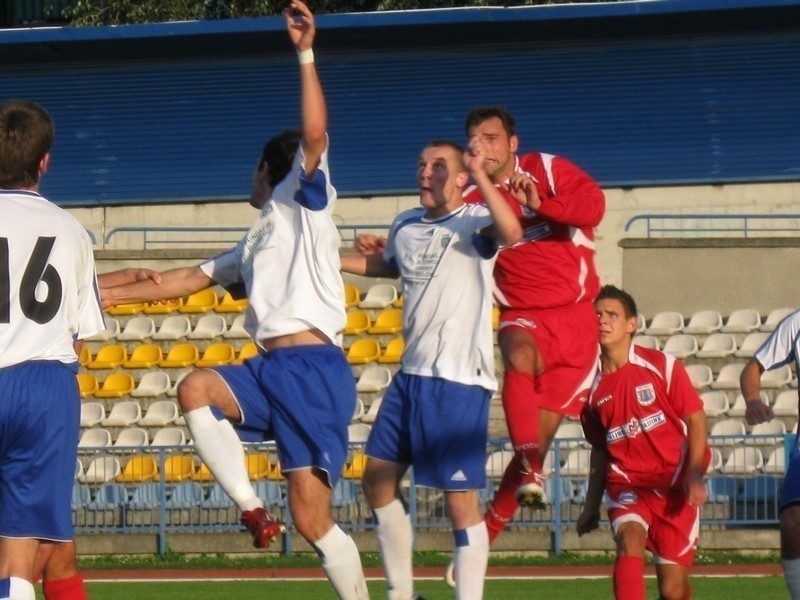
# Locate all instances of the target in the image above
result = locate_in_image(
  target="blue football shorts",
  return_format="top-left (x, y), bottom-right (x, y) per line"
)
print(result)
top-left (0, 361), bottom-right (80, 541)
top-left (780, 432), bottom-right (800, 512)
top-left (212, 344), bottom-right (356, 487)
top-left (366, 371), bottom-right (491, 491)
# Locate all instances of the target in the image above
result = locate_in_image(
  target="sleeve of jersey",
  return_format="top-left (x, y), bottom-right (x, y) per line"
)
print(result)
top-left (754, 313), bottom-right (800, 370)
top-left (294, 139), bottom-right (333, 211)
top-left (580, 407), bottom-right (607, 449)
top-left (533, 156), bottom-right (605, 228)
top-left (668, 360), bottom-right (705, 417)
top-left (199, 248), bottom-right (242, 288)
top-left (76, 232), bottom-right (107, 340)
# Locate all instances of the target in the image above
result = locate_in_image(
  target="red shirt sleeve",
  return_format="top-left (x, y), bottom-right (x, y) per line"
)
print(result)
top-left (533, 155), bottom-right (605, 229)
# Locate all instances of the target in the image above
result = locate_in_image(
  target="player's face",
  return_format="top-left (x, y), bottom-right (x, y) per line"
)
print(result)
top-left (467, 116), bottom-right (519, 183)
top-left (596, 298), bottom-right (637, 349)
top-left (417, 146), bottom-right (465, 218)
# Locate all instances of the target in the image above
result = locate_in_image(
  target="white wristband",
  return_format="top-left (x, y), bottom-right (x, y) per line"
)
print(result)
top-left (297, 48), bottom-right (315, 65)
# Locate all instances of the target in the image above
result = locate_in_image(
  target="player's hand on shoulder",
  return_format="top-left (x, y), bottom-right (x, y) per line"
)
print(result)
top-left (744, 399), bottom-right (774, 426)
top-left (355, 234), bottom-right (387, 256)
top-left (507, 173), bottom-right (541, 211)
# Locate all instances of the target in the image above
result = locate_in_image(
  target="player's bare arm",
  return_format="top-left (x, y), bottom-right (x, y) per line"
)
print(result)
top-left (341, 252), bottom-right (399, 279)
top-left (354, 233), bottom-right (387, 256)
top-left (683, 410), bottom-right (709, 507)
top-left (101, 265), bottom-right (213, 308)
top-left (97, 268), bottom-right (162, 288)
top-left (576, 446), bottom-right (609, 536)
top-left (740, 358), bottom-right (775, 425)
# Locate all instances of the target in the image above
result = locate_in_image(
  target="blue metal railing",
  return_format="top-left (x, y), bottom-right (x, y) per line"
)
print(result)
top-left (624, 213), bottom-right (800, 238)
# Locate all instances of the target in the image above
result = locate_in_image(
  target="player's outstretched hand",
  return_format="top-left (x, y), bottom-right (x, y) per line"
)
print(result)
top-left (576, 509), bottom-right (600, 536)
top-left (354, 233), bottom-right (387, 256)
top-left (745, 398), bottom-right (775, 426)
top-left (285, 0), bottom-right (315, 51)
top-left (507, 173), bottom-right (541, 211)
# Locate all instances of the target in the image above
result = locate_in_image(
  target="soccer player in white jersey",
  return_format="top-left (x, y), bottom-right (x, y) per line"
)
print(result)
top-left (740, 310), bottom-right (800, 599)
top-left (0, 100), bottom-right (105, 600)
top-left (341, 139), bottom-right (522, 600)
top-left (99, 3), bottom-right (369, 598)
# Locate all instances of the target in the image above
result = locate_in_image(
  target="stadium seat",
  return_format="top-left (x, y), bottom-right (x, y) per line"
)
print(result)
top-left (127, 482), bottom-right (160, 509)
top-left (332, 479), bottom-right (357, 509)
top-left (179, 289), bottom-right (218, 313)
top-left (700, 390), bottom-right (730, 417)
top-left (223, 314), bottom-right (249, 339)
top-left (560, 448), bottom-right (592, 478)
top-left (112, 427), bottom-right (149, 451)
top-left (368, 308), bottom-right (403, 335)
top-left (760, 307), bottom-right (796, 332)
top-left (342, 453), bottom-right (368, 479)
top-left (685, 364), bottom-right (714, 390)
top-left (202, 483), bottom-right (233, 508)
top-left (267, 460), bottom-right (284, 481)
top-left (635, 314), bottom-right (646, 334)
top-left (747, 420), bottom-right (787, 447)
top-left (246, 453), bottom-right (272, 480)
top-left (708, 447), bottom-right (724, 473)
top-left (101, 400), bottom-right (142, 427)
top-left (79, 345), bottom-right (92, 367)
top-left (728, 392), bottom-right (769, 418)
top-left (356, 366), bottom-right (392, 393)
top-left (706, 476), bottom-right (739, 502)
top-left (117, 455), bottom-right (159, 483)
top-left (165, 481), bottom-right (205, 509)
top-left (195, 342), bottom-right (236, 367)
top-left (142, 297), bottom-right (183, 315)
top-left (644, 311), bottom-right (684, 336)
top-left (721, 308), bottom-right (762, 334)
top-left (393, 294), bottom-right (404, 309)
top-left (377, 337), bottom-right (404, 364)
top-left (139, 399), bottom-right (179, 426)
top-left (79, 456), bottom-right (122, 484)
top-left (734, 332), bottom-right (770, 358)
top-left (358, 284), bottom-right (398, 309)
top-left (87, 482), bottom-right (128, 510)
top-left (77, 373), bottom-right (100, 398)
top-left (188, 314), bottom-right (228, 340)
top-left (347, 423), bottom-right (372, 444)
top-left (351, 397), bottom-right (365, 422)
top-left (344, 284), bottom-right (360, 308)
top-left (360, 397), bottom-right (383, 424)
top-left (163, 454), bottom-right (196, 482)
top-left (106, 302), bottom-right (146, 316)
top-left (78, 428), bottom-right (112, 450)
top-left (710, 363), bottom-right (747, 390)
top-left (709, 419), bottom-right (746, 446)
top-left (720, 446), bottom-right (763, 475)
top-left (131, 371), bottom-right (172, 399)
top-left (116, 316), bottom-right (156, 341)
top-left (554, 422), bottom-right (587, 448)
top-left (150, 427), bottom-right (187, 449)
top-left (159, 343), bottom-right (199, 368)
top-left (739, 474), bottom-right (780, 502)
top-left (346, 338), bottom-right (381, 364)
top-left (761, 364), bottom-right (793, 389)
top-left (152, 316), bottom-right (192, 341)
top-left (85, 317), bottom-right (120, 342)
top-left (763, 447), bottom-right (787, 474)
top-left (771, 390), bottom-right (799, 417)
top-left (80, 401), bottom-right (106, 427)
top-left (683, 309), bottom-right (723, 334)
top-left (95, 373), bottom-right (136, 398)
top-left (123, 343), bottom-right (163, 368)
top-left (216, 291), bottom-right (249, 313)
top-left (695, 333), bottom-right (737, 359)
top-left (344, 310), bottom-right (371, 336)
top-left (167, 370), bottom-right (192, 397)
top-left (234, 342), bottom-right (259, 364)
top-left (71, 483), bottom-right (92, 510)
top-left (632, 334), bottom-right (659, 350)
top-left (86, 344), bottom-right (127, 369)
top-left (192, 462), bottom-right (215, 483)
top-left (661, 334), bottom-right (698, 358)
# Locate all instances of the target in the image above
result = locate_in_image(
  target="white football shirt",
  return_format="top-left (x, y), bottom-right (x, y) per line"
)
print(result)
top-left (200, 142), bottom-right (345, 345)
top-left (754, 310), bottom-right (800, 382)
top-left (0, 190), bottom-right (104, 367)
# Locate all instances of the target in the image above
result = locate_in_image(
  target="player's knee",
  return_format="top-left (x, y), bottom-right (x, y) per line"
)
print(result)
top-left (177, 371), bottom-right (214, 411)
top-left (501, 333), bottom-right (539, 373)
top-left (658, 576), bottom-right (689, 600)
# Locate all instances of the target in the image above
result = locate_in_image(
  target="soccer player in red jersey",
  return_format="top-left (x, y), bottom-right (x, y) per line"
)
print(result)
top-left (577, 285), bottom-right (709, 600)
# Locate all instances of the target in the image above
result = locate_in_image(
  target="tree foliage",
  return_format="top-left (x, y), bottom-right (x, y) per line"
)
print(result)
top-left (63, 0), bottom-right (621, 26)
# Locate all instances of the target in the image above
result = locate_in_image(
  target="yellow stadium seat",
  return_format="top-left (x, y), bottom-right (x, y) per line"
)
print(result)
top-left (246, 453), bottom-right (271, 481)
top-left (267, 460), bottom-right (284, 481)
top-left (195, 342), bottom-right (236, 368)
top-left (123, 343), bottom-right (164, 369)
top-left (377, 337), bottom-right (404, 364)
top-left (346, 338), bottom-right (381, 364)
top-left (344, 284), bottom-right (360, 308)
top-left (106, 302), bottom-right (147, 316)
top-left (143, 297), bottom-right (184, 314)
top-left (368, 308), bottom-right (403, 335)
top-left (492, 305), bottom-right (500, 330)
top-left (392, 295), bottom-right (404, 308)
top-left (159, 343), bottom-right (199, 368)
top-left (191, 462), bottom-right (215, 482)
top-left (342, 453), bottom-right (367, 479)
top-left (116, 455), bottom-right (158, 483)
top-left (178, 289), bottom-right (219, 314)
top-left (86, 344), bottom-right (127, 369)
top-left (79, 345), bottom-right (92, 367)
top-left (216, 291), bottom-right (249, 313)
top-left (164, 454), bottom-right (196, 482)
top-left (77, 373), bottom-right (99, 398)
top-left (95, 372), bottom-right (136, 398)
top-left (344, 310), bottom-right (371, 336)
top-left (234, 342), bottom-right (260, 364)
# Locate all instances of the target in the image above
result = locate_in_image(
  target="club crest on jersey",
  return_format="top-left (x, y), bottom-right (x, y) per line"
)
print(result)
top-left (635, 383), bottom-right (656, 406)
top-left (618, 491), bottom-right (638, 505)
top-left (441, 234), bottom-right (452, 248)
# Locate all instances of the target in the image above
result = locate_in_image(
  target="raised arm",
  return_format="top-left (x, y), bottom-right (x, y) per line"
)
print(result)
top-left (286, 0), bottom-right (326, 174)
top-left (101, 265), bottom-right (213, 309)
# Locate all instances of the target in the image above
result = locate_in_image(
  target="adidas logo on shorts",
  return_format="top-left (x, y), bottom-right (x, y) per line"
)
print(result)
top-left (450, 470), bottom-right (467, 482)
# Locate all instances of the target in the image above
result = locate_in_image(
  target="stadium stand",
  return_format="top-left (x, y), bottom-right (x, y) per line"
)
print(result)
top-left (368, 308), bottom-right (403, 335)
top-left (117, 455), bottom-right (159, 483)
top-left (86, 318), bottom-right (120, 342)
top-left (644, 311), bottom-right (684, 335)
top-left (123, 344), bottom-right (163, 369)
top-left (150, 427), bottom-right (187, 449)
top-left (138, 400), bottom-right (179, 426)
top-left (346, 338), bottom-right (381, 364)
top-left (153, 316), bottom-right (192, 340)
top-left (709, 419), bottom-right (747, 446)
top-left (355, 366), bottom-right (392, 393)
top-left (377, 337), bottom-right (404, 364)
top-left (116, 316), bottom-right (156, 342)
top-left (131, 372), bottom-right (172, 399)
top-left (187, 314), bottom-right (227, 340)
top-left (78, 428), bottom-right (112, 450)
top-left (761, 307), bottom-right (796, 332)
top-left (159, 343), bottom-right (200, 368)
top-left (80, 401), bottom-right (106, 427)
top-left (358, 284), bottom-right (398, 309)
top-left (179, 289), bottom-right (218, 313)
top-left (101, 401), bottom-right (142, 427)
top-left (216, 291), bottom-right (249, 313)
top-left (77, 373), bottom-right (100, 398)
top-left (696, 333), bottom-right (737, 359)
top-left (683, 309), bottom-right (723, 334)
top-left (711, 363), bottom-right (747, 390)
top-left (143, 298), bottom-right (183, 314)
top-left (721, 308), bottom-right (762, 333)
top-left (685, 364), bottom-right (714, 390)
top-left (95, 373), bottom-right (136, 398)
top-left (86, 344), bottom-right (127, 369)
top-left (234, 342), bottom-right (259, 363)
top-left (360, 397), bottom-right (382, 424)
top-left (80, 456), bottom-right (122, 484)
top-left (662, 334), bottom-right (698, 358)
top-left (735, 331), bottom-right (770, 358)
top-left (632, 334), bottom-right (659, 350)
top-left (771, 390), bottom-right (799, 417)
top-left (344, 284), bottom-right (361, 308)
top-left (223, 314), bottom-right (249, 339)
top-left (700, 391), bottom-right (730, 418)
top-left (106, 302), bottom-right (146, 316)
top-left (344, 310), bottom-right (371, 335)
top-left (112, 427), bottom-right (149, 451)
top-left (720, 446), bottom-right (764, 475)
top-left (195, 342), bottom-right (236, 367)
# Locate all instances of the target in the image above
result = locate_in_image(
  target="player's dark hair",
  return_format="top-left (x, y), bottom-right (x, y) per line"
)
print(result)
top-left (260, 129), bottom-right (302, 188)
top-left (596, 284), bottom-right (638, 319)
top-left (465, 106), bottom-right (517, 137)
top-left (0, 100), bottom-right (54, 189)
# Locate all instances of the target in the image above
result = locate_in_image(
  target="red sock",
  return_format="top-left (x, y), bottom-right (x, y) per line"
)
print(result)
top-left (613, 556), bottom-right (645, 600)
top-left (502, 370), bottom-right (540, 470)
top-left (42, 574), bottom-right (88, 600)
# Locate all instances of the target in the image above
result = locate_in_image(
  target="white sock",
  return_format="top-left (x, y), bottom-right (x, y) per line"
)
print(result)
top-left (374, 499), bottom-right (415, 600)
top-left (454, 521), bottom-right (489, 600)
top-left (4, 577), bottom-right (35, 600)
top-left (313, 525), bottom-right (369, 600)
top-left (184, 406), bottom-right (261, 511)
top-left (783, 558), bottom-right (800, 599)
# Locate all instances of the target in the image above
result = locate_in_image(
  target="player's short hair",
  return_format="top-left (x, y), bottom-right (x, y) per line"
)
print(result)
top-left (596, 284), bottom-right (638, 320)
top-left (0, 100), bottom-right (54, 189)
top-left (426, 140), bottom-right (466, 171)
top-left (465, 106), bottom-right (517, 137)
top-left (259, 129), bottom-right (302, 188)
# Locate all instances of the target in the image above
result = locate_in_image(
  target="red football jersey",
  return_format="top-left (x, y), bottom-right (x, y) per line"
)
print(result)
top-left (581, 345), bottom-right (706, 488)
top-left (463, 152), bottom-right (605, 310)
